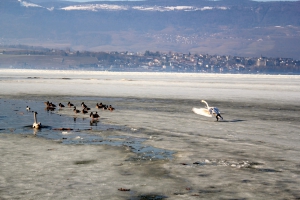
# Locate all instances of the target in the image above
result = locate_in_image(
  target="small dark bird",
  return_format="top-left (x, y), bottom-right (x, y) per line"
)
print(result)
top-left (81, 109), bottom-right (88, 114)
top-left (108, 105), bottom-right (115, 111)
top-left (90, 111), bottom-right (100, 120)
top-left (96, 102), bottom-right (106, 109)
top-left (73, 106), bottom-right (80, 114)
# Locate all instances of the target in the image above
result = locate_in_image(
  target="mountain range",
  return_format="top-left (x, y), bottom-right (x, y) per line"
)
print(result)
top-left (1, 0), bottom-right (300, 59)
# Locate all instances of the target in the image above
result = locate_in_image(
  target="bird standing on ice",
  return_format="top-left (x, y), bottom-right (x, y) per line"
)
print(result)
top-left (68, 102), bottom-right (74, 107)
top-left (32, 111), bottom-right (41, 129)
top-left (73, 106), bottom-right (80, 114)
top-left (59, 103), bottom-right (65, 108)
top-left (192, 100), bottom-right (223, 121)
top-left (90, 112), bottom-right (100, 120)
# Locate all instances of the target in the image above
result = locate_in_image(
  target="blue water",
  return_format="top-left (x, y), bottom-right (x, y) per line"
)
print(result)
top-left (0, 98), bottom-right (174, 161)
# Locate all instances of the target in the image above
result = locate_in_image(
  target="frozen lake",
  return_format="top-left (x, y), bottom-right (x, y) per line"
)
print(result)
top-left (0, 69), bottom-right (299, 199)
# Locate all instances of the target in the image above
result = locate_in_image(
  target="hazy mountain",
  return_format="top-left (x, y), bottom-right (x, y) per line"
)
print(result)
top-left (1, 0), bottom-right (300, 59)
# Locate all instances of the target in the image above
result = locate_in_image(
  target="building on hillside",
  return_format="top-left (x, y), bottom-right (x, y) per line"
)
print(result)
top-left (257, 55), bottom-right (267, 67)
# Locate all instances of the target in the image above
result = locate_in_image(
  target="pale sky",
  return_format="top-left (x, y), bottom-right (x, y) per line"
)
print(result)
top-left (253, 0), bottom-right (299, 1)
top-left (67, 0), bottom-right (299, 2)
top-left (75, 0), bottom-right (141, 1)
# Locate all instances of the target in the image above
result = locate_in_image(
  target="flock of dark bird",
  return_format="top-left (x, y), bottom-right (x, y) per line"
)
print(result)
top-left (29, 99), bottom-right (222, 129)
top-left (29, 101), bottom-right (115, 129)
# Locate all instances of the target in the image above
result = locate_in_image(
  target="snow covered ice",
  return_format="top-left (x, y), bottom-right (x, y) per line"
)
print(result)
top-left (0, 69), bottom-right (299, 199)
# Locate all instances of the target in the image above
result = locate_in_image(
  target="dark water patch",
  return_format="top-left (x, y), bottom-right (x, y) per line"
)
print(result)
top-left (244, 162), bottom-right (281, 173)
top-left (291, 170), bottom-right (300, 175)
top-left (134, 194), bottom-right (168, 200)
top-left (198, 173), bottom-right (210, 177)
top-left (225, 199), bottom-right (247, 200)
top-left (193, 161), bottom-right (207, 166)
top-left (23, 125), bottom-right (52, 129)
top-left (274, 159), bottom-right (286, 162)
top-left (74, 160), bottom-right (96, 165)
top-left (242, 179), bottom-right (251, 183)
top-left (223, 119), bottom-right (246, 123)
top-left (248, 162), bottom-right (264, 167)
top-left (22, 153), bottom-right (34, 156)
top-left (261, 182), bottom-right (271, 186)
top-left (257, 168), bottom-right (281, 173)
top-left (120, 171), bottom-right (133, 176)
top-left (198, 187), bottom-right (222, 194)
top-left (27, 77), bottom-right (40, 79)
top-left (173, 192), bottom-right (185, 195)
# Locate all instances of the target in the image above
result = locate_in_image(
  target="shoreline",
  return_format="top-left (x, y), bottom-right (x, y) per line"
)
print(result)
top-left (2, 68), bottom-right (300, 76)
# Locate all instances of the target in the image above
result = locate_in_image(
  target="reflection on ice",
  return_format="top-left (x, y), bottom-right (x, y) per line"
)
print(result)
top-left (0, 98), bottom-right (174, 161)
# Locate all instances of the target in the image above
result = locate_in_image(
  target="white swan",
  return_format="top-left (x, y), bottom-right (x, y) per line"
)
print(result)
top-left (192, 100), bottom-right (223, 121)
top-left (32, 112), bottom-right (41, 129)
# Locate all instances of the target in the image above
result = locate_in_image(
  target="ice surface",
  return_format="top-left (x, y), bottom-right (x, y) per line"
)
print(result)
top-left (0, 69), bottom-right (299, 104)
top-left (0, 69), bottom-right (299, 199)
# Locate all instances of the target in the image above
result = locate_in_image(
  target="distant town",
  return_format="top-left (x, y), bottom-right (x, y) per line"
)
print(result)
top-left (0, 45), bottom-right (299, 74)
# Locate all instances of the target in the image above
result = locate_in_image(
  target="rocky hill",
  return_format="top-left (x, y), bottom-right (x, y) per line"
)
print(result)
top-left (1, 0), bottom-right (300, 59)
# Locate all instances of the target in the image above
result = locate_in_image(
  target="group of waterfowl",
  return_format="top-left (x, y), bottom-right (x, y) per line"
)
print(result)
top-left (96, 102), bottom-right (115, 111)
top-left (44, 101), bottom-right (57, 111)
top-left (30, 99), bottom-right (222, 129)
top-left (29, 100), bottom-right (115, 129)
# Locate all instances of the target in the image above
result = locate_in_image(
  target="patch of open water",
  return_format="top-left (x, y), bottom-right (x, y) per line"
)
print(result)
top-left (0, 98), bottom-right (174, 161)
